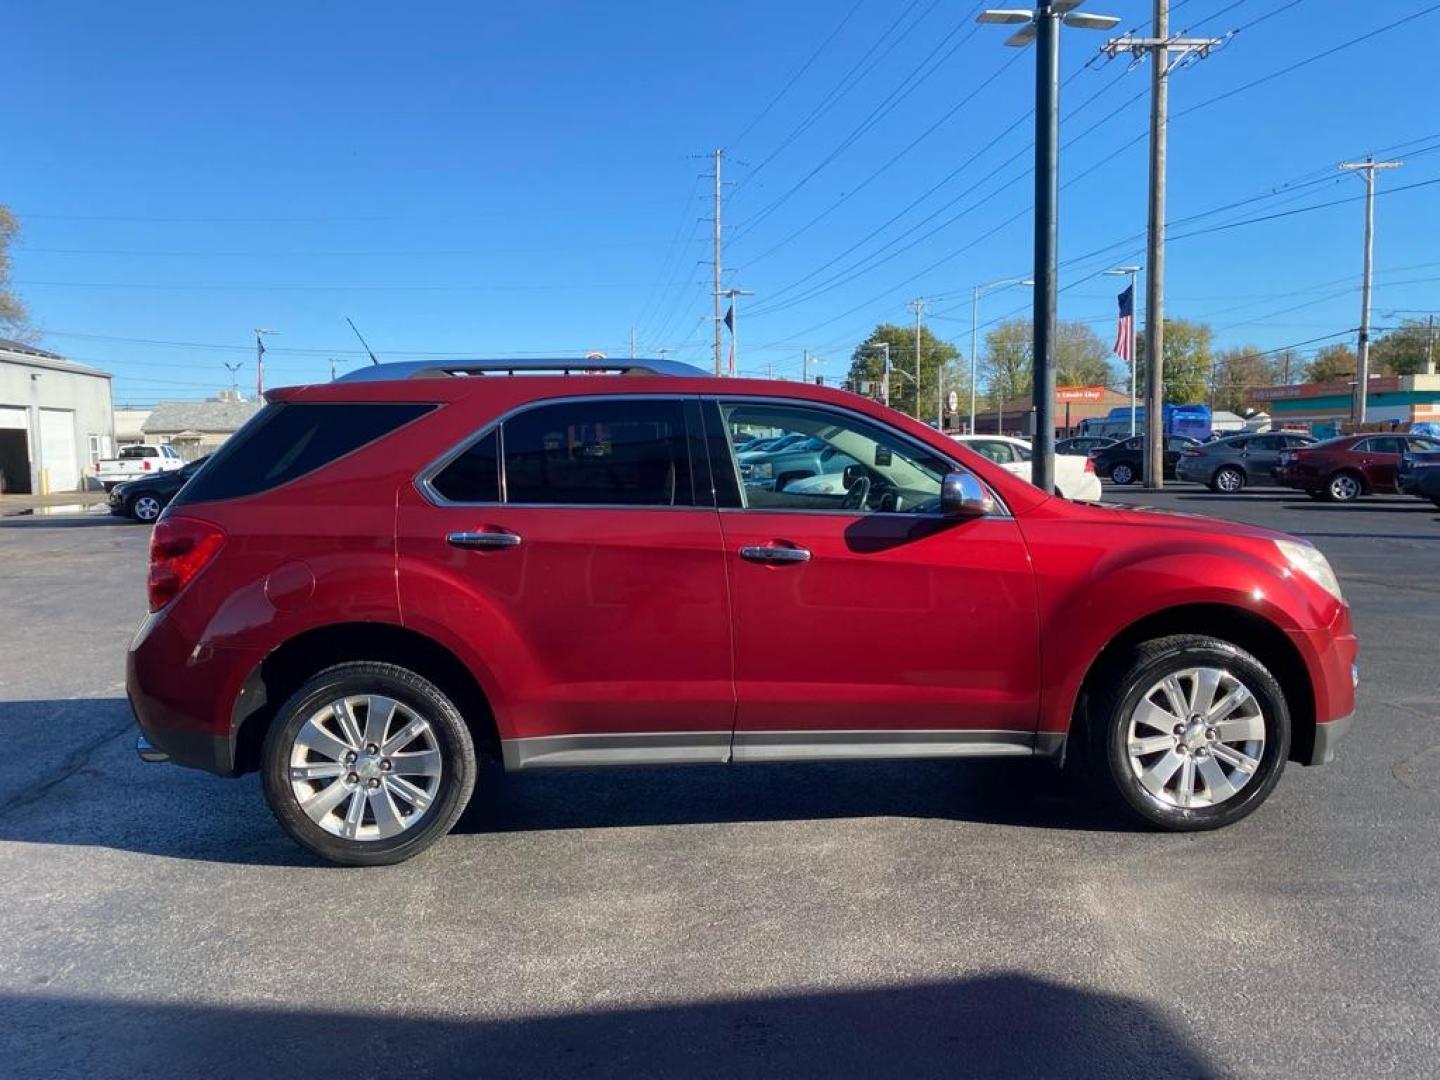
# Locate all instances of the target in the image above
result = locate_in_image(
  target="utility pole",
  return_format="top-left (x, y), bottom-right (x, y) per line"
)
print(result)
top-left (1339, 157), bottom-right (1402, 425)
top-left (630, 327), bottom-right (637, 360)
top-left (1427, 314), bottom-right (1436, 376)
top-left (711, 148), bottom-right (724, 376)
top-left (909, 298), bottom-right (927, 420)
top-left (802, 349), bottom-right (810, 384)
top-left (1105, 3), bottom-right (1224, 488)
top-left (981, 1), bottom-right (1119, 491)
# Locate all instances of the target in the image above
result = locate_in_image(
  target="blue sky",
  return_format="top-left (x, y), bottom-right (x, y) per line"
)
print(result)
top-left (6, 0), bottom-right (1439, 404)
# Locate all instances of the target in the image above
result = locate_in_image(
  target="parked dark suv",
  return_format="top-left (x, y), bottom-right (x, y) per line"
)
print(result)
top-left (128, 359), bottom-right (1357, 865)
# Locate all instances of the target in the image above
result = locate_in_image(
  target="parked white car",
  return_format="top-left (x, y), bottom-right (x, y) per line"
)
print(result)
top-left (950, 434), bottom-right (1102, 501)
top-left (96, 444), bottom-right (185, 491)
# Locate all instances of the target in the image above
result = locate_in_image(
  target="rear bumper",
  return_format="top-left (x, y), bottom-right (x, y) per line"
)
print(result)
top-left (126, 612), bottom-right (259, 777)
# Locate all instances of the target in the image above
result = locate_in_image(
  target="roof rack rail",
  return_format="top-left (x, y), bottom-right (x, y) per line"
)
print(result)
top-left (335, 357), bottom-right (708, 382)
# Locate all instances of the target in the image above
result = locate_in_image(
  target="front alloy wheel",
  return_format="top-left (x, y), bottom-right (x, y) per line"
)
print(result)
top-left (1212, 466), bottom-right (1245, 494)
top-left (130, 494), bottom-right (163, 522)
top-left (262, 662), bottom-right (476, 865)
top-left (1110, 462), bottom-right (1136, 485)
top-left (1326, 472), bottom-right (1362, 502)
top-left (1090, 635), bottom-right (1289, 830)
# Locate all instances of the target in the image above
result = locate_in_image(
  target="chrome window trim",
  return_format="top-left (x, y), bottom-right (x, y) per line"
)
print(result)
top-left (705, 394), bottom-right (1012, 519)
top-left (415, 393), bottom-right (704, 511)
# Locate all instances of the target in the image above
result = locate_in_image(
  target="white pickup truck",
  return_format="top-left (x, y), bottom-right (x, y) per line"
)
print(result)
top-left (97, 444), bottom-right (185, 491)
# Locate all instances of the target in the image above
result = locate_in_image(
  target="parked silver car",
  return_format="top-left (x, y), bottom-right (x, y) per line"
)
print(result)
top-left (1175, 432), bottom-right (1315, 493)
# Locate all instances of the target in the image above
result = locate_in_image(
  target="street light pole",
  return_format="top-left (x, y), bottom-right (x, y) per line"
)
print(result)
top-left (869, 341), bottom-right (892, 405)
top-left (969, 276), bottom-right (1034, 435)
top-left (980, 0), bottom-right (1118, 491)
top-left (721, 287), bottom-right (753, 376)
top-left (253, 328), bottom-right (279, 399)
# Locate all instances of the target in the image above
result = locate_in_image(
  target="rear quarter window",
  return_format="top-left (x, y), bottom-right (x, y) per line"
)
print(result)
top-left (171, 402), bottom-right (433, 506)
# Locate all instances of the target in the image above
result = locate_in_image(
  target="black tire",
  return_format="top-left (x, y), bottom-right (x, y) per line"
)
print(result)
top-left (1323, 471), bottom-right (1363, 502)
top-left (1110, 461), bottom-right (1137, 485)
top-left (1209, 466), bottom-right (1245, 494)
top-left (1086, 635), bottom-right (1290, 831)
top-left (262, 662), bottom-right (477, 866)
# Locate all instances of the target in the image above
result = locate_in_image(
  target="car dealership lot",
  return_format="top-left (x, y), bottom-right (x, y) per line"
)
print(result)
top-left (2, 493), bottom-right (1438, 1079)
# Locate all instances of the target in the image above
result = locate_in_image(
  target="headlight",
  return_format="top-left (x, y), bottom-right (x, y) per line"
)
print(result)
top-left (1275, 539), bottom-right (1344, 604)
top-left (756, 462), bottom-right (774, 479)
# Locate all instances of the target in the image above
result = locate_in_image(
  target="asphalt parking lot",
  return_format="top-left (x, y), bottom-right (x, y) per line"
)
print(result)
top-left (2, 487), bottom-right (1437, 1079)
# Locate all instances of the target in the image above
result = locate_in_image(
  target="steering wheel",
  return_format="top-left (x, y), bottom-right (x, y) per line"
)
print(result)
top-left (841, 474), bottom-right (872, 511)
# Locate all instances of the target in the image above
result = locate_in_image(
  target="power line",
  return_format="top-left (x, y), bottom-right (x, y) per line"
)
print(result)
top-left (728, 0), bottom-right (870, 149)
top-left (1173, 3), bottom-right (1440, 122)
top-left (733, 5), bottom-right (987, 241)
top-left (733, 0), bottom-right (934, 193)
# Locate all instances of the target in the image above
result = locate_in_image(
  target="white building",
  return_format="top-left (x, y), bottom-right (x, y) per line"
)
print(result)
top-left (0, 338), bottom-right (116, 495)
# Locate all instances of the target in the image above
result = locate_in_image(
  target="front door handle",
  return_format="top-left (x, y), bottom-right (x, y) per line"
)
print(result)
top-left (739, 544), bottom-right (811, 565)
top-left (448, 530), bottom-right (522, 550)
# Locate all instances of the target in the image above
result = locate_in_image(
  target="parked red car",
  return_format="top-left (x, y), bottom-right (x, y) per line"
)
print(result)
top-left (1276, 433), bottom-right (1440, 501)
top-left (128, 359), bottom-right (1358, 865)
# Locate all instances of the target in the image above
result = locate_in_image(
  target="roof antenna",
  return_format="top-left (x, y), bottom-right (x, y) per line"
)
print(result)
top-left (345, 317), bottom-right (381, 366)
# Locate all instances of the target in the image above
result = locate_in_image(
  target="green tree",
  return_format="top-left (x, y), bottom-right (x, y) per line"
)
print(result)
top-left (1055, 321), bottom-right (1118, 389)
top-left (981, 318), bottom-right (1032, 406)
top-left (1371, 319), bottom-right (1439, 376)
top-left (978, 318), bottom-right (1117, 408)
top-left (846, 322), bottom-right (964, 423)
top-left (0, 206), bottom-right (29, 338)
top-left (1136, 318), bottom-right (1214, 404)
top-left (1210, 345), bottom-right (1279, 414)
top-left (1304, 343), bottom-right (1357, 383)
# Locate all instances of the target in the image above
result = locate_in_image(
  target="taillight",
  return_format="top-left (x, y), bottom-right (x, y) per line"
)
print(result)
top-left (148, 517), bottom-right (225, 612)
top-left (142, 459), bottom-right (152, 470)
top-left (1084, 456), bottom-right (1095, 474)
top-left (1181, 449), bottom-right (1200, 457)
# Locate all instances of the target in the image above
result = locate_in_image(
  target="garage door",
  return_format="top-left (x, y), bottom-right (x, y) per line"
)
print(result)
top-left (39, 408), bottom-right (80, 492)
top-left (0, 406), bottom-right (29, 494)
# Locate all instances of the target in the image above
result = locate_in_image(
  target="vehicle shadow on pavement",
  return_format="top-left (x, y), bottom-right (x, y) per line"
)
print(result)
top-left (0, 974), bottom-right (1222, 1080)
top-left (0, 515), bottom-right (132, 529)
top-left (0, 699), bottom-right (1131, 866)
top-left (459, 758), bottom-right (1131, 837)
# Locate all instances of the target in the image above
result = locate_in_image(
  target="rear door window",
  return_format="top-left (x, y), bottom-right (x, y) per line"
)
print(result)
top-left (501, 399), bottom-right (694, 507)
top-left (172, 402), bottom-right (434, 506)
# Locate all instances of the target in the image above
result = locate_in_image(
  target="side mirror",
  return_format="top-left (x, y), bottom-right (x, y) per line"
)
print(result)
top-left (941, 471), bottom-right (994, 518)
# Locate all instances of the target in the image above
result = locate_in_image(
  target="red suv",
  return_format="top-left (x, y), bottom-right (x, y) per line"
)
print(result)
top-left (128, 359), bottom-right (1358, 865)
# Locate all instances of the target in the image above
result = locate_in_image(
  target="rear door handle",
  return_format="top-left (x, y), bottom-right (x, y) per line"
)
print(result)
top-left (447, 530), bottom-right (522, 550)
top-left (739, 544), bottom-right (811, 564)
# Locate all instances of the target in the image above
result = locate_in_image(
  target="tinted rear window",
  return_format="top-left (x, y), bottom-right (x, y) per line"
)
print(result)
top-left (172, 402), bottom-right (433, 505)
top-left (502, 399), bottom-right (693, 507)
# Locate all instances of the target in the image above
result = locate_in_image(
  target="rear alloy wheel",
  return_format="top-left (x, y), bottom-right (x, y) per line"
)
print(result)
top-left (262, 662), bottom-right (476, 866)
top-left (1088, 635), bottom-right (1289, 831)
top-left (1325, 472), bottom-right (1363, 502)
top-left (129, 494), bottom-right (163, 522)
top-left (1211, 466), bottom-right (1245, 494)
top-left (1110, 462), bottom-right (1136, 485)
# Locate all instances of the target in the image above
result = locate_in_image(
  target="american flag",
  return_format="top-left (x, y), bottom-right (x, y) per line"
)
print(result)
top-left (1113, 284), bottom-right (1135, 363)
